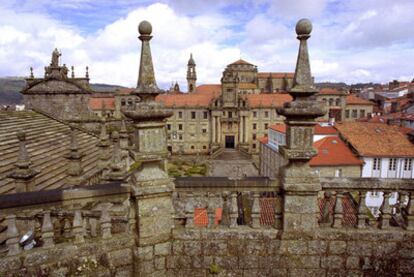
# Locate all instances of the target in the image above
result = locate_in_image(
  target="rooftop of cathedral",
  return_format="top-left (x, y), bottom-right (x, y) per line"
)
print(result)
top-left (0, 111), bottom-right (102, 194)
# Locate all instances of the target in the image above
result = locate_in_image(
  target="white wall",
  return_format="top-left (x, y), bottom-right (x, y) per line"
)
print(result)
top-left (362, 157), bottom-right (414, 179)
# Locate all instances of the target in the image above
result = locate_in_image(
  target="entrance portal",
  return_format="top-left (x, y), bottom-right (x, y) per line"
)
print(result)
top-left (225, 135), bottom-right (235, 149)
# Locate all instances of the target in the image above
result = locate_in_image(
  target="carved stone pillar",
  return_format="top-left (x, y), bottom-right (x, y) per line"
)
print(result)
top-left (73, 210), bottom-right (85, 244)
top-left (65, 127), bottom-right (84, 186)
top-left (8, 131), bottom-right (39, 193)
top-left (357, 191), bottom-right (368, 229)
top-left (100, 209), bottom-right (112, 239)
top-left (6, 215), bottom-right (21, 256)
top-left (381, 192), bottom-right (392, 230)
top-left (229, 192), bottom-right (238, 228)
top-left (333, 192), bottom-right (343, 228)
top-left (276, 19), bottom-right (326, 233)
top-left (251, 193), bottom-right (261, 228)
top-left (407, 192), bottom-right (414, 231)
top-left (212, 116), bottom-right (216, 143)
top-left (41, 211), bottom-right (55, 248)
top-left (123, 21), bottom-right (174, 251)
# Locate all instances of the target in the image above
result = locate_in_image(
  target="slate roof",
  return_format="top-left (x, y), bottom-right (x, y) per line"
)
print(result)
top-left (336, 122), bottom-right (414, 157)
top-left (0, 111), bottom-right (102, 195)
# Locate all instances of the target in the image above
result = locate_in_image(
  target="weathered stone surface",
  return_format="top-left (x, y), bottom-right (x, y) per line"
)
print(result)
top-left (329, 240), bottom-right (347, 255)
top-left (321, 255), bottom-right (345, 269)
top-left (154, 241), bottom-right (171, 256)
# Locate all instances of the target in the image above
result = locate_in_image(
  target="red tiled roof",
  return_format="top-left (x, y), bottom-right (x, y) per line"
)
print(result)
top-left (346, 94), bottom-right (374, 105)
top-left (317, 88), bottom-right (346, 95)
top-left (310, 136), bottom-right (363, 166)
top-left (194, 208), bottom-right (208, 227)
top-left (156, 84), bottom-right (221, 108)
top-left (229, 59), bottom-right (253, 66)
top-left (260, 198), bottom-right (278, 226)
top-left (116, 88), bottom-right (134, 95)
top-left (258, 136), bottom-right (269, 144)
top-left (336, 122), bottom-right (414, 157)
top-left (246, 93), bottom-right (292, 108)
top-left (214, 208), bottom-right (223, 225)
top-left (257, 72), bottom-right (294, 79)
top-left (318, 194), bottom-right (357, 227)
top-left (89, 97), bottom-right (115, 110)
top-left (269, 124), bottom-right (286, 133)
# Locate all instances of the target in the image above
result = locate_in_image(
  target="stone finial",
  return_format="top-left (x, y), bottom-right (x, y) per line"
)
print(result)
top-left (65, 126), bottom-right (84, 186)
top-left (381, 192), bottom-right (392, 230)
top-left (6, 214), bottom-right (21, 256)
top-left (100, 209), bottom-right (112, 239)
top-left (188, 53), bottom-right (195, 66)
top-left (71, 66), bottom-right (75, 78)
top-left (85, 66), bottom-right (89, 79)
top-left (105, 131), bottom-right (126, 181)
top-left (8, 131), bottom-right (39, 193)
top-left (357, 191), bottom-right (368, 229)
top-left (29, 67), bottom-right (34, 79)
top-left (73, 210), bottom-right (85, 243)
top-left (119, 120), bottom-right (129, 150)
top-left (136, 20), bottom-right (159, 94)
top-left (332, 192), bottom-right (344, 228)
top-left (41, 211), bottom-right (55, 248)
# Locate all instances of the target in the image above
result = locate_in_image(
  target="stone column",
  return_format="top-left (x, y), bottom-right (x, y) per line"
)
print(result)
top-left (123, 21), bottom-right (174, 276)
top-left (8, 131), bottom-right (39, 193)
top-left (65, 127), bottom-right (84, 186)
top-left (276, 19), bottom-right (326, 233)
top-left (212, 116), bottom-right (216, 143)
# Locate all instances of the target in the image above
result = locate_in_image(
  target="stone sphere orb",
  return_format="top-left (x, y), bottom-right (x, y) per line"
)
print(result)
top-left (296, 18), bottom-right (312, 35)
top-left (138, 20), bottom-right (152, 35)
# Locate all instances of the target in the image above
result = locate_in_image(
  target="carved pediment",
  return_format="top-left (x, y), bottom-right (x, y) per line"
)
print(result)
top-left (24, 79), bottom-right (89, 94)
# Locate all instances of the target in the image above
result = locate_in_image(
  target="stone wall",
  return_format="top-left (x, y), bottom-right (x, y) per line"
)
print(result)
top-left (0, 235), bottom-right (135, 276)
top-left (167, 228), bottom-right (414, 276)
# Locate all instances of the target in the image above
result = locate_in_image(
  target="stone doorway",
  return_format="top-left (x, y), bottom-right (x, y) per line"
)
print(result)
top-left (225, 135), bottom-right (235, 149)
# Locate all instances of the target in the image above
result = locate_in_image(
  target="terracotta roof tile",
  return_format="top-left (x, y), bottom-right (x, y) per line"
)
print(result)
top-left (89, 97), bottom-right (115, 110)
top-left (346, 94), bottom-right (374, 105)
top-left (156, 84), bottom-right (221, 108)
top-left (194, 208), bottom-right (208, 227)
top-left (317, 88), bottom-right (346, 95)
top-left (257, 72), bottom-right (294, 79)
top-left (269, 123), bottom-right (337, 135)
top-left (269, 124), bottom-right (286, 133)
top-left (258, 136), bottom-right (269, 144)
top-left (318, 194), bottom-right (357, 227)
top-left (229, 59), bottom-right (253, 66)
top-left (246, 93), bottom-right (292, 108)
top-left (260, 198), bottom-right (278, 226)
top-left (310, 136), bottom-right (363, 166)
top-left (116, 88), bottom-right (134, 95)
top-left (336, 122), bottom-right (414, 157)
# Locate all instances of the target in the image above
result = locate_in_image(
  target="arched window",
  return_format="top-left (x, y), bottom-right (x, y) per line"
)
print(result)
top-left (335, 98), bottom-right (340, 106)
top-left (328, 98), bottom-right (334, 106)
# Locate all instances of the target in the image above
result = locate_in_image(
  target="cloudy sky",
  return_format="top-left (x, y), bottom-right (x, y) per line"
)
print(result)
top-left (0, 0), bottom-right (413, 89)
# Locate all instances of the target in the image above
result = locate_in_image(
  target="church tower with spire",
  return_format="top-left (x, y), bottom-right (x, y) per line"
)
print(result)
top-left (187, 53), bottom-right (197, 92)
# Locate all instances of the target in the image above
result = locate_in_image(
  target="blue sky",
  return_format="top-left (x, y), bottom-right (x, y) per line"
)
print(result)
top-left (0, 0), bottom-right (413, 89)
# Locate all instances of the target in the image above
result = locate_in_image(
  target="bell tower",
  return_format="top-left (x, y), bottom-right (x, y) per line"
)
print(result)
top-left (187, 53), bottom-right (197, 92)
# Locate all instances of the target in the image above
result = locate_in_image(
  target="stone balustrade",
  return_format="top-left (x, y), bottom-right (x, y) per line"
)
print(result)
top-left (319, 177), bottom-right (414, 230)
top-left (0, 182), bottom-right (132, 257)
top-left (173, 176), bottom-right (282, 229)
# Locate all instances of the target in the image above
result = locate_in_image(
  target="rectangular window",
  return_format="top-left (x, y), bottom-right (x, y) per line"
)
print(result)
top-left (252, 134), bottom-right (256, 140)
top-left (360, 110), bottom-right (365, 118)
top-left (167, 134), bottom-right (171, 140)
top-left (178, 111), bottom-right (183, 119)
top-left (252, 143), bottom-right (256, 149)
top-left (264, 123), bottom-right (268, 130)
top-left (191, 111), bottom-right (196, 119)
top-left (389, 158), bottom-right (397, 171)
top-left (253, 111), bottom-right (257, 118)
top-left (404, 158), bottom-right (412, 171)
top-left (373, 158), bottom-right (381, 170)
top-left (203, 111), bottom-right (208, 119)
top-left (202, 128), bottom-right (207, 133)
top-left (167, 124), bottom-right (171, 130)
top-left (253, 123), bottom-right (257, 130)
top-left (335, 169), bottom-right (342, 177)
top-left (178, 124), bottom-right (183, 130)
top-left (228, 111), bottom-right (232, 118)
top-left (264, 111), bottom-right (269, 118)
top-left (345, 110), bottom-right (350, 118)
top-left (179, 134), bottom-right (183, 140)
top-left (352, 109), bottom-right (358, 118)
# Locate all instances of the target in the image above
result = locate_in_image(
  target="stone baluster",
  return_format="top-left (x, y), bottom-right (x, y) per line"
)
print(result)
top-left (208, 204), bottom-right (215, 228)
top-left (63, 218), bottom-right (72, 238)
top-left (229, 192), bottom-right (238, 228)
top-left (65, 127), bottom-right (84, 186)
top-left (407, 192), bottom-right (414, 231)
top-left (6, 215), bottom-right (21, 256)
top-left (357, 191), bottom-right (368, 229)
top-left (41, 211), bottom-right (55, 248)
top-left (332, 192), bottom-right (344, 228)
top-left (251, 193), bottom-right (261, 228)
top-left (100, 209), bottom-right (112, 239)
top-left (381, 192), bottom-right (392, 230)
top-left (274, 195), bottom-right (283, 229)
top-left (97, 118), bottom-right (110, 174)
top-left (73, 210), bottom-right (85, 243)
top-left (184, 193), bottom-right (194, 228)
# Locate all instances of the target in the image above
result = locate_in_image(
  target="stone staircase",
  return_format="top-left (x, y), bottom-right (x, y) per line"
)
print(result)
top-left (213, 149), bottom-right (250, 161)
top-left (0, 111), bottom-right (102, 194)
